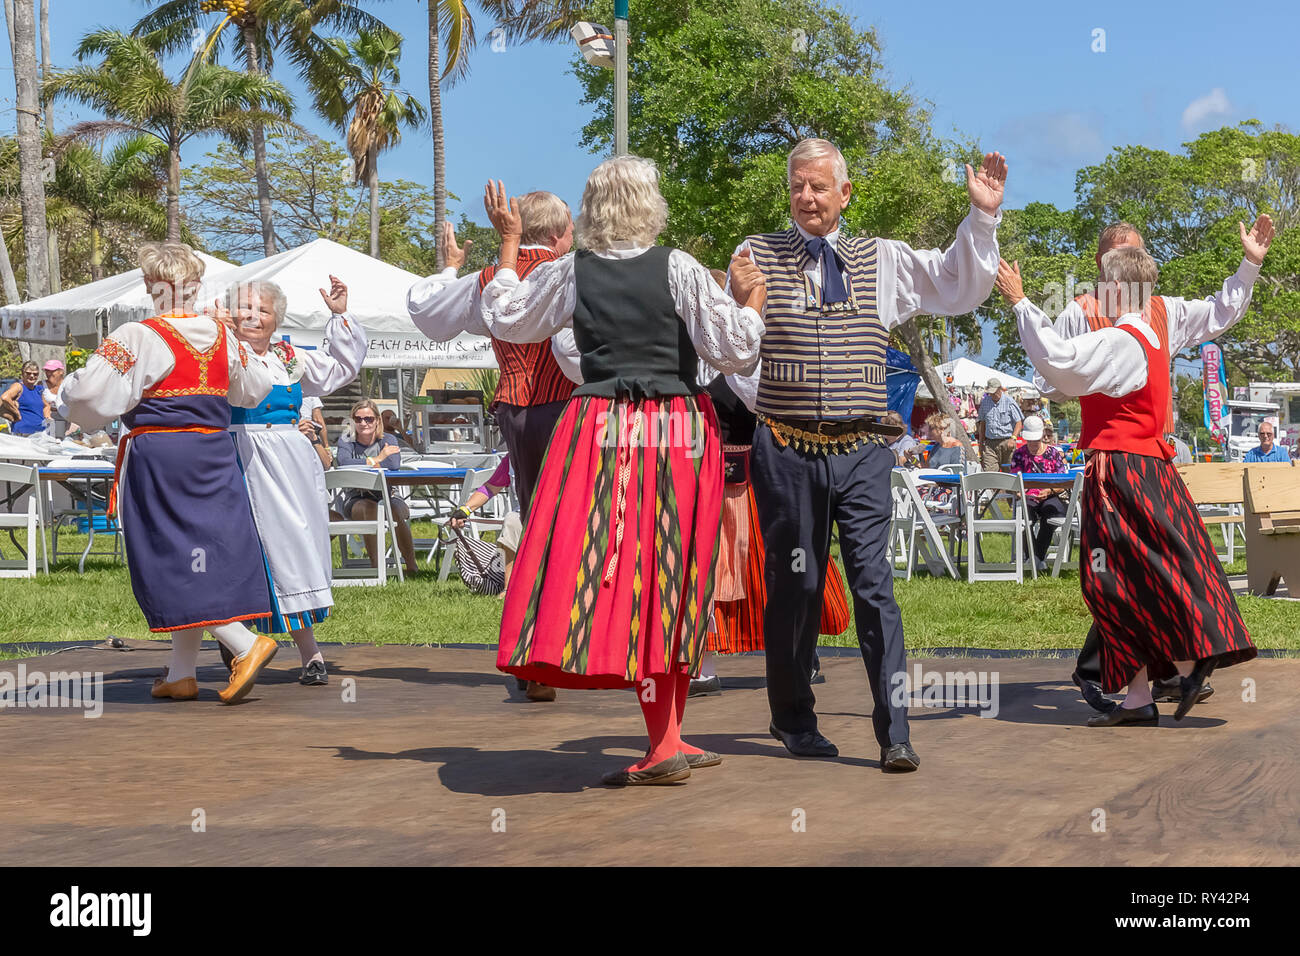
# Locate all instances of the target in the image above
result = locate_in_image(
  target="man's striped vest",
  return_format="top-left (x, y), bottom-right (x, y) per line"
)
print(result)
top-left (478, 247), bottom-right (576, 410)
top-left (1076, 293), bottom-right (1175, 435)
top-left (746, 229), bottom-right (886, 421)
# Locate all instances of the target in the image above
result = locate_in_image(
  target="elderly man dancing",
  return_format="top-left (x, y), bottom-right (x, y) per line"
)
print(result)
top-left (730, 139), bottom-right (1006, 771)
top-left (58, 242), bottom-right (280, 704)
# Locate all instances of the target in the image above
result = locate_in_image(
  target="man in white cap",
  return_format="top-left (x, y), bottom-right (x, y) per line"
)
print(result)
top-left (976, 376), bottom-right (1022, 472)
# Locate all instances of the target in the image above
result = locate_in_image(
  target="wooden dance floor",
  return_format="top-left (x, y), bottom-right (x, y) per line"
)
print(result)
top-left (0, 643), bottom-right (1295, 866)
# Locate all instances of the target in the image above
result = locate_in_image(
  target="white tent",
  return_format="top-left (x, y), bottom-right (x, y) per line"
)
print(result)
top-left (915, 356), bottom-right (1038, 399)
top-left (0, 251), bottom-right (234, 342)
top-left (205, 237), bottom-right (495, 369)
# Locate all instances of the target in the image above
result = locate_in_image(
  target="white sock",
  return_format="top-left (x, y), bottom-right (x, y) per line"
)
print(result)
top-left (292, 626), bottom-right (323, 666)
top-left (698, 651), bottom-right (717, 680)
top-left (166, 628), bottom-right (203, 682)
top-left (210, 621), bottom-right (257, 659)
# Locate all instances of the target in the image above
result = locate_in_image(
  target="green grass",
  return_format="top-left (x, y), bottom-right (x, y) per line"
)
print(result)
top-left (2, 523), bottom-right (1297, 650)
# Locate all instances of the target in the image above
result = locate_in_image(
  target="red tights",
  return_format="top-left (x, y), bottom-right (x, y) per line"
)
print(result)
top-left (628, 671), bottom-right (705, 772)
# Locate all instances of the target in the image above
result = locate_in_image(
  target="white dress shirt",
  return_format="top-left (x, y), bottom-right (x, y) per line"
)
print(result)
top-left (59, 315), bottom-right (277, 430)
top-left (1031, 258), bottom-right (1261, 397)
top-left (727, 205), bottom-right (1002, 327)
top-left (1015, 296), bottom-right (1159, 398)
top-left (268, 312), bottom-right (369, 397)
top-left (479, 242), bottom-right (765, 376)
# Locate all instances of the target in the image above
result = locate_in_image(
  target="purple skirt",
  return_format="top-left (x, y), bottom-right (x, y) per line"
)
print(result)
top-left (118, 431), bottom-right (272, 631)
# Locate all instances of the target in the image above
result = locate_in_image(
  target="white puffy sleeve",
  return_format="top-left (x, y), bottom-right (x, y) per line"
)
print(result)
top-left (1014, 297), bottom-right (1148, 398)
top-left (550, 327), bottom-right (584, 384)
top-left (480, 254), bottom-right (577, 342)
top-left (668, 249), bottom-right (764, 375)
top-left (407, 268), bottom-right (489, 340)
top-left (226, 331), bottom-right (277, 409)
top-left (1165, 258), bottom-right (1260, 353)
top-left (297, 312), bottom-right (368, 397)
top-left (878, 206), bottom-right (1001, 328)
top-left (725, 363), bottom-right (762, 413)
top-left (57, 324), bottom-right (172, 430)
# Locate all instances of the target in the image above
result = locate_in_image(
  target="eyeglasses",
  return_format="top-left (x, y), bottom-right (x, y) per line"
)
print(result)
top-left (353, 415), bottom-right (376, 424)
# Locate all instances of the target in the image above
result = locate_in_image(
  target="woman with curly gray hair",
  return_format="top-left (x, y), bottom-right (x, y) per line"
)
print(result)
top-left (479, 156), bottom-right (766, 786)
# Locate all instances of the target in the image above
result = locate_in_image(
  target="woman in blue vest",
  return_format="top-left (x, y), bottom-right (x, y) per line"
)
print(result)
top-left (1, 361), bottom-right (50, 436)
top-left (221, 277), bottom-right (367, 685)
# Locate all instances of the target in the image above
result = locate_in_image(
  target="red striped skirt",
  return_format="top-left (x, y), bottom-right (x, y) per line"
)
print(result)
top-left (707, 481), bottom-right (850, 653)
top-left (496, 394), bottom-right (723, 689)
top-left (1080, 451), bottom-right (1256, 692)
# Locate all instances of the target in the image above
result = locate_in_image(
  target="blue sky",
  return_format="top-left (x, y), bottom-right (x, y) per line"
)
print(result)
top-left (7, 0), bottom-right (1298, 364)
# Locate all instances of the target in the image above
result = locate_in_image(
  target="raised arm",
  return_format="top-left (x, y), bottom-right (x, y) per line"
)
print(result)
top-left (1167, 214), bottom-right (1273, 352)
top-left (296, 276), bottom-right (369, 397)
top-left (480, 180), bottom-right (576, 342)
top-left (668, 249), bottom-right (765, 375)
top-left (407, 270), bottom-right (488, 340)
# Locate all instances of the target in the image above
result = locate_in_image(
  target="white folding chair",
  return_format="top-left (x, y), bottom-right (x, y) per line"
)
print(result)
top-left (958, 471), bottom-right (1037, 583)
top-left (431, 466), bottom-right (506, 581)
top-left (0, 463), bottom-right (49, 577)
top-left (889, 470), bottom-right (960, 580)
top-left (323, 468), bottom-right (403, 586)
top-left (1046, 471), bottom-right (1085, 577)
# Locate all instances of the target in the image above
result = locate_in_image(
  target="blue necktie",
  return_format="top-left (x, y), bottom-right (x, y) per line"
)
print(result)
top-left (804, 236), bottom-right (848, 305)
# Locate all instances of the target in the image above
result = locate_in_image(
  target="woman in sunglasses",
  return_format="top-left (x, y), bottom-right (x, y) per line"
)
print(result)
top-left (335, 399), bottom-right (420, 575)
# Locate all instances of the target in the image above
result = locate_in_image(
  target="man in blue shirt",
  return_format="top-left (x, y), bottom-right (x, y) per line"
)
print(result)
top-left (977, 377), bottom-right (1023, 472)
top-left (1243, 422), bottom-right (1291, 462)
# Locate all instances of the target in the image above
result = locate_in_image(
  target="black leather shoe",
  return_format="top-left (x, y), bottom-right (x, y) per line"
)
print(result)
top-left (601, 752), bottom-right (691, 787)
top-left (1175, 659), bottom-right (1218, 721)
top-left (769, 723), bottom-right (838, 757)
top-left (299, 660), bottom-right (328, 685)
top-left (809, 668), bottom-right (826, 685)
top-left (1086, 703), bottom-right (1158, 727)
top-left (1152, 675), bottom-right (1214, 704)
top-left (688, 675), bottom-right (722, 698)
top-left (881, 742), bottom-right (920, 773)
top-left (683, 750), bottom-right (722, 769)
top-left (1072, 670), bottom-right (1116, 713)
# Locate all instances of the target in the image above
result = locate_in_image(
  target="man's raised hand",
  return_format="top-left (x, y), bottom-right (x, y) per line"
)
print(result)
top-left (1240, 214), bottom-right (1275, 266)
top-left (483, 180), bottom-right (522, 240)
top-left (441, 220), bottom-right (473, 272)
top-left (994, 258), bottom-right (1025, 305)
top-left (967, 152), bottom-right (1009, 216)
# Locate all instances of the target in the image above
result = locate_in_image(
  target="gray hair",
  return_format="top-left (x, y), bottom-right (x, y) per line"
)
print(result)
top-left (519, 191), bottom-right (571, 246)
top-left (1100, 246), bottom-right (1159, 312)
top-left (574, 155), bottom-right (668, 252)
top-left (788, 138), bottom-right (849, 190)
top-left (227, 279), bottom-right (288, 328)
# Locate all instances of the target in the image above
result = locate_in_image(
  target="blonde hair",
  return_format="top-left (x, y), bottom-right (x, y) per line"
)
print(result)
top-left (139, 241), bottom-right (205, 311)
top-left (350, 399), bottom-right (380, 421)
top-left (1100, 246), bottom-right (1159, 312)
top-left (518, 191), bottom-right (571, 246)
top-left (925, 411), bottom-right (957, 440)
top-left (788, 138), bottom-right (849, 190)
top-left (574, 155), bottom-right (668, 252)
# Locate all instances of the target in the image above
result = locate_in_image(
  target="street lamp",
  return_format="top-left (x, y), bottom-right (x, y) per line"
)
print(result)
top-left (571, 4), bottom-right (629, 156)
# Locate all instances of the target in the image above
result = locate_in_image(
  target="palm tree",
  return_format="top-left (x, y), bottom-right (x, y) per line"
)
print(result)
top-left (44, 29), bottom-right (293, 241)
top-left (133, 1), bottom-right (394, 259)
top-left (51, 137), bottom-right (171, 281)
top-left (323, 30), bottom-right (426, 258)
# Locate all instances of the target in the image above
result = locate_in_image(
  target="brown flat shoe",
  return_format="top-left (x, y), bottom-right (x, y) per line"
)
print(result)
top-left (601, 752), bottom-right (691, 787)
top-left (683, 750), bottom-right (722, 769)
top-left (218, 636), bottom-right (278, 705)
top-left (525, 681), bottom-right (556, 702)
top-left (151, 676), bottom-right (198, 701)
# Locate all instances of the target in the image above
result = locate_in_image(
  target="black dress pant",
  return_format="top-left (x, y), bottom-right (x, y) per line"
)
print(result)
top-left (494, 399), bottom-right (567, 521)
top-left (1076, 625), bottom-right (1102, 683)
top-left (750, 423), bottom-right (909, 748)
top-left (1026, 493), bottom-right (1068, 563)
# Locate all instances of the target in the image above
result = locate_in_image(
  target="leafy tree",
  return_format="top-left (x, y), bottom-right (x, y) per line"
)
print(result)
top-left (44, 29), bottom-right (293, 241)
top-left (133, 0), bottom-right (394, 257)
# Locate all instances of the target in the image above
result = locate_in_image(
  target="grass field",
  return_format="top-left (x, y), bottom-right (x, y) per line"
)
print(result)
top-left (2, 522), bottom-right (1297, 651)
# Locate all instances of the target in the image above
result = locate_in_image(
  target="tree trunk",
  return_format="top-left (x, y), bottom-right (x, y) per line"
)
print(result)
top-left (428, 5), bottom-right (446, 270)
top-left (368, 149), bottom-right (380, 258)
top-left (11, 0), bottom-right (49, 299)
top-left (0, 227), bottom-right (19, 304)
top-left (896, 318), bottom-right (976, 461)
top-left (39, 0), bottom-right (50, 129)
top-left (939, 317), bottom-right (951, 364)
top-left (4, 1), bottom-right (14, 50)
top-left (241, 25), bottom-right (276, 258)
top-left (90, 223), bottom-right (104, 282)
top-left (166, 141), bottom-right (182, 240)
top-left (46, 230), bottom-right (60, 292)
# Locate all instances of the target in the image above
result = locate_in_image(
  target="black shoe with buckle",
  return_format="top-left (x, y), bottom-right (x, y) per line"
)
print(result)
top-left (1072, 670), bottom-right (1116, 713)
top-left (299, 660), bottom-right (328, 685)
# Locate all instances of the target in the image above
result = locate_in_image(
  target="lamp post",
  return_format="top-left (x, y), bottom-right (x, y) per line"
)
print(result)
top-left (614, 0), bottom-right (628, 156)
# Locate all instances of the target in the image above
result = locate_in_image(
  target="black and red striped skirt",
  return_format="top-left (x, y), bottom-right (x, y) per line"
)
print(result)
top-left (1080, 451), bottom-right (1256, 692)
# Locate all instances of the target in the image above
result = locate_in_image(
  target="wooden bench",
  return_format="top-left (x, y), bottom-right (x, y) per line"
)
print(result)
top-left (1175, 463), bottom-right (1250, 562)
top-left (1243, 465), bottom-right (1300, 596)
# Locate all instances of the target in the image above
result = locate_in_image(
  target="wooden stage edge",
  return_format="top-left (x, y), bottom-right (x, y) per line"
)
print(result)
top-left (0, 644), bottom-right (1295, 866)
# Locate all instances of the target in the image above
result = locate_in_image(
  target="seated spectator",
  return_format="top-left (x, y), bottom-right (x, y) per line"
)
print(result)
top-left (1243, 422), bottom-right (1291, 463)
top-left (381, 409), bottom-right (418, 449)
top-left (334, 398), bottom-right (419, 574)
top-left (885, 410), bottom-right (918, 465)
top-left (1009, 415), bottom-right (1070, 572)
top-left (925, 412), bottom-right (966, 468)
top-left (448, 455), bottom-right (521, 589)
top-left (1, 361), bottom-right (50, 436)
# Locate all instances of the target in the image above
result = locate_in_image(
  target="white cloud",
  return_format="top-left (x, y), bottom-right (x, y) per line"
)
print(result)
top-left (1181, 88), bottom-right (1233, 131)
